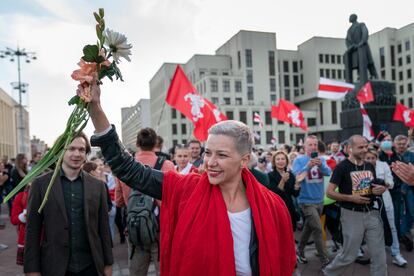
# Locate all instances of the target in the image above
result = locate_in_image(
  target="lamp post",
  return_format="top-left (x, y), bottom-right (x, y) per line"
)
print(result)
top-left (0, 46), bottom-right (36, 154)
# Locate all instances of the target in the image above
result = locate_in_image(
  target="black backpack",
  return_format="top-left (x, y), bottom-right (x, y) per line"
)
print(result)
top-left (126, 156), bottom-right (165, 259)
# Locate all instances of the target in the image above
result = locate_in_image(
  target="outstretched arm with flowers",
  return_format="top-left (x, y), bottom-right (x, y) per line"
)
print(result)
top-left (3, 8), bottom-right (132, 212)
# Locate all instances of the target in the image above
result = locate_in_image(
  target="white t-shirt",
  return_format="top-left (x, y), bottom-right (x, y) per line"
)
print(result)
top-left (228, 208), bottom-right (252, 276)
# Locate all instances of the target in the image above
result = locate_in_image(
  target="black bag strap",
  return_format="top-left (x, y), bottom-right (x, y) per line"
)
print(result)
top-left (153, 156), bottom-right (166, 171)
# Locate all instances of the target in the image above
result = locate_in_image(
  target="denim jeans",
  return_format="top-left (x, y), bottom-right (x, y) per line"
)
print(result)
top-left (400, 183), bottom-right (414, 236)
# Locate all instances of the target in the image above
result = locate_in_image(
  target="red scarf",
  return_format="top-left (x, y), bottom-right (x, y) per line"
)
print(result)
top-left (160, 168), bottom-right (296, 275)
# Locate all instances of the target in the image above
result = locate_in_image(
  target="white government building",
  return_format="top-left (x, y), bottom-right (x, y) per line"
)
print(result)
top-left (123, 23), bottom-right (414, 149)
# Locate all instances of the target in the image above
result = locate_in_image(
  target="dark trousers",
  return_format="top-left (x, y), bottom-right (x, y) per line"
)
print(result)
top-left (390, 188), bottom-right (402, 238)
top-left (115, 206), bottom-right (126, 241)
top-left (65, 264), bottom-right (98, 276)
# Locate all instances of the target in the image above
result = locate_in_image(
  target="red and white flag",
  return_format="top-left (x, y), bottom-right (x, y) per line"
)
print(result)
top-left (271, 136), bottom-right (277, 145)
top-left (165, 65), bottom-right (227, 141)
top-left (271, 99), bottom-right (308, 131)
top-left (317, 78), bottom-right (355, 100)
top-left (360, 104), bottom-right (374, 140)
top-left (393, 103), bottom-right (414, 128)
top-left (253, 112), bottom-right (264, 128)
top-left (356, 82), bottom-right (374, 104)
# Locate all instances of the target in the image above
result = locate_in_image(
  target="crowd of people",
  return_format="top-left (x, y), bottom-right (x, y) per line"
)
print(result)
top-left (1, 85), bottom-right (414, 275)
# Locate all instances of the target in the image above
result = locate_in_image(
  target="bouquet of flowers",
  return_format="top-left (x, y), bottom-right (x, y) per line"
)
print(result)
top-left (3, 8), bottom-right (132, 212)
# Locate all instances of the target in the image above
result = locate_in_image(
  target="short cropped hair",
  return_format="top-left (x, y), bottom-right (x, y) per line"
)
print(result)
top-left (208, 120), bottom-right (254, 155)
top-left (136, 128), bottom-right (157, 151)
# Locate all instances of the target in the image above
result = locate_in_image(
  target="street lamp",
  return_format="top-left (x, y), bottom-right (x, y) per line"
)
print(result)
top-left (0, 46), bottom-right (37, 154)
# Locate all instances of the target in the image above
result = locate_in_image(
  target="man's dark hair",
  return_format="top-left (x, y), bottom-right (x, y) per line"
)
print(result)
top-left (83, 161), bottom-right (98, 173)
top-left (156, 135), bottom-right (164, 148)
top-left (318, 140), bottom-right (326, 154)
top-left (187, 139), bottom-right (201, 147)
top-left (74, 132), bottom-right (91, 155)
top-left (136, 128), bottom-right (157, 151)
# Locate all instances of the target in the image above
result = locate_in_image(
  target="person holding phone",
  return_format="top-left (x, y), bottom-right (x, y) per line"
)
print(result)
top-left (292, 135), bottom-right (332, 268)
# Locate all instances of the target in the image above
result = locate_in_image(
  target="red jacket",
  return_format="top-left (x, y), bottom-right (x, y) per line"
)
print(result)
top-left (10, 191), bottom-right (28, 246)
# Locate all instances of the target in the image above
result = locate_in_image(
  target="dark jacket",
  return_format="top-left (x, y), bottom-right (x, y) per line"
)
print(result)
top-left (379, 149), bottom-right (403, 191)
top-left (267, 170), bottom-right (300, 230)
top-left (91, 126), bottom-right (260, 275)
top-left (24, 170), bottom-right (113, 276)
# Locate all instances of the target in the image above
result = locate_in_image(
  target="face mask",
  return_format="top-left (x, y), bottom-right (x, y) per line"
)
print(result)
top-left (380, 141), bottom-right (392, 151)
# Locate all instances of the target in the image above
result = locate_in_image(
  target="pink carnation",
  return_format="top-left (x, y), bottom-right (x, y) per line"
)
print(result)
top-left (76, 83), bottom-right (93, 103)
top-left (71, 59), bottom-right (98, 84)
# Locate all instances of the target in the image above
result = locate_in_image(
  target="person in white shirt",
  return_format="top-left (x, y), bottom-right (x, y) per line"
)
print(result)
top-left (365, 148), bottom-right (407, 267)
top-left (174, 144), bottom-right (198, 175)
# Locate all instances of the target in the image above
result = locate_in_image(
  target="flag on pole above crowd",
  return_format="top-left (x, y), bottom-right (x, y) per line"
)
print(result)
top-left (356, 82), bottom-right (374, 104)
top-left (271, 99), bottom-right (308, 131)
top-left (360, 104), bottom-right (374, 140)
top-left (271, 136), bottom-right (277, 145)
top-left (317, 78), bottom-right (355, 100)
top-left (165, 65), bottom-right (227, 141)
top-left (253, 112), bottom-right (264, 128)
top-left (393, 103), bottom-right (414, 128)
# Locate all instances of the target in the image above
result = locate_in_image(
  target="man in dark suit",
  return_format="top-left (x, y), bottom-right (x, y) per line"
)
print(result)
top-left (24, 132), bottom-right (113, 276)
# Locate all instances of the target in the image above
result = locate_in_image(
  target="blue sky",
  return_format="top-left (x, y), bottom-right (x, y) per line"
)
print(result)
top-left (1, 0), bottom-right (413, 145)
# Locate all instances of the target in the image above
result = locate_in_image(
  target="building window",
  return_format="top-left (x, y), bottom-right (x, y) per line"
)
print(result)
top-left (283, 75), bottom-right (290, 86)
top-left (391, 45), bottom-right (395, 66)
top-left (278, 131), bottom-right (285, 144)
top-left (181, 113), bottom-right (185, 119)
top-left (181, 124), bottom-right (187, 135)
top-left (171, 109), bottom-right (177, 119)
top-left (398, 44), bottom-right (402, 53)
top-left (223, 97), bottom-right (231, 105)
top-left (254, 131), bottom-right (261, 144)
top-left (337, 55), bottom-right (341, 64)
top-left (239, 111), bottom-right (247, 124)
top-left (245, 49), bottom-right (253, 67)
top-left (172, 139), bottom-right (178, 146)
top-left (319, 54), bottom-right (324, 63)
top-left (294, 89), bottom-right (300, 96)
top-left (381, 70), bottom-right (386, 79)
top-left (211, 97), bottom-right (219, 104)
top-left (300, 60), bottom-right (303, 69)
top-left (293, 61), bottom-right (298, 73)
top-left (235, 80), bottom-right (242, 92)
top-left (265, 111), bottom-right (271, 125)
top-left (172, 124), bottom-right (177, 135)
top-left (320, 69), bottom-right (324, 77)
top-left (331, 101), bottom-right (337, 124)
top-left (223, 80), bottom-right (230, 92)
top-left (307, 118), bottom-right (316, 126)
top-left (247, 87), bottom-right (254, 101)
top-left (400, 98), bottom-right (405, 105)
top-left (226, 111), bottom-right (234, 120)
top-left (235, 98), bottom-right (243, 105)
top-left (392, 69), bottom-right (396, 81)
top-left (266, 131), bottom-right (273, 144)
top-left (398, 57), bottom-right (403, 67)
top-left (246, 69), bottom-right (253, 83)
top-left (332, 69), bottom-right (336, 79)
top-left (380, 47), bottom-right (385, 68)
top-left (210, 79), bottom-right (218, 92)
top-left (409, 98), bottom-right (413, 108)
top-left (293, 75), bottom-right (299, 87)
top-left (237, 51), bottom-right (241, 69)
top-left (300, 74), bottom-right (304, 84)
top-left (319, 102), bottom-right (324, 125)
top-left (182, 139), bottom-right (187, 145)
top-left (268, 51), bottom-right (275, 76)
top-left (283, 61), bottom-right (289, 72)
top-left (399, 71), bottom-right (404, 81)
top-left (325, 54), bottom-right (329, 63)
top-left (284, 89), bottom-right (290, 100)
top-left (409, 83), bottom-right (412, 93)
top-left (325, 69), bottom-right (330, 78)
top-left (337, 69), bottom-right (342, 79)
top-left (400, 85), bottom-right (404, 94)
top-left (270, 78), bottom-right (276, 92)
top-left (408, 69), bottom-right (412, 79)
top-left (406, 40), bottom-right (411, 51)
top-left (331, 54), bottom-right (336, 64)
top-left (407, 55), bottom-right (411, 65)
top-left (270, 94), bottom-right (277, 103)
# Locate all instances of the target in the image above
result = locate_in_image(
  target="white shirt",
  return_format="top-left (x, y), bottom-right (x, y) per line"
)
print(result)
top-left (228, 208), bottom-right (252, 276)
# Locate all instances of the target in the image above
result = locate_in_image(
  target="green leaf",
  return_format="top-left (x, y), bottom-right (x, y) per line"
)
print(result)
top-left (99, 8), bottom-right (104, 18)
top-left (96, 55), bottom-right (105, 64)
top-left (68, 95), bottom-right (80, 106)
top-left (96, 25), bottom-right (103, 40)
top-left (82, 44), bottom-right (99, 62)
top-left (93, 12), bottom-right (100, 22)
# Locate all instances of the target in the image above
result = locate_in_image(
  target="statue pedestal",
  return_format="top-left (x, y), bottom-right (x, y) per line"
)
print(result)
top-left (339, 80), bottom-right (406, 141)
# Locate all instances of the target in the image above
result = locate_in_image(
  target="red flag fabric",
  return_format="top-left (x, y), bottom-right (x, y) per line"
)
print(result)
top-left (356, 82), bottom-right (374, 104)
top-left (360, 104), bottom-right (374, 140)
top-left (166, 65), bottom-right (227, 141)
top-left (253, 112), bottom-right (264, 128)
top-left (393, 103), bottom-right (414, 128)
top-left (271, 99), bottom-right (308, 131)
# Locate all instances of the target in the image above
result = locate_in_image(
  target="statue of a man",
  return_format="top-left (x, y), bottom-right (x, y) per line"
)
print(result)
top-left (344, 14), bottom-right (378, 84)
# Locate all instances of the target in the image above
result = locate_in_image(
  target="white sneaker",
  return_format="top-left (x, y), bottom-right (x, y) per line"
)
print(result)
top-left (392, 254), bottom-right (407, 267)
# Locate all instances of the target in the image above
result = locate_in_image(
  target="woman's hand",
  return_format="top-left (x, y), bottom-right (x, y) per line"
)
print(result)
top-left (295, 172), bottom-right (307, 183)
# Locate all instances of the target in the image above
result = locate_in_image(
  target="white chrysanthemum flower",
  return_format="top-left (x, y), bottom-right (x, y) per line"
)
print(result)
top-left (104, 29), bottom-right (132, 63)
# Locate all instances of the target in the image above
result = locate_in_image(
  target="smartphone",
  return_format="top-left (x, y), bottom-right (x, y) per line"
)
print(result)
top-left (310, 152), bottom-right (318, 158)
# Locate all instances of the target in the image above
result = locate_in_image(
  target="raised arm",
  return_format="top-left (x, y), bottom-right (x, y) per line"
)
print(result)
top-left (88, 84), bottom-right (163, 199)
